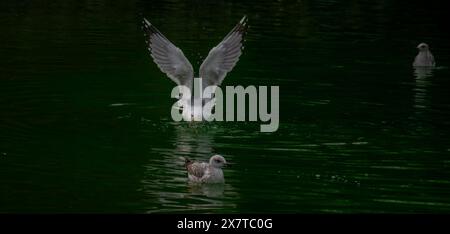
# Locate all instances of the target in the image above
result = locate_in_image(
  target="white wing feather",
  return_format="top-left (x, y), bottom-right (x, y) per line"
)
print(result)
top-left (200, 16), bottom-right (248, 89)
top-left (143, 18), bottom-right (194, 90)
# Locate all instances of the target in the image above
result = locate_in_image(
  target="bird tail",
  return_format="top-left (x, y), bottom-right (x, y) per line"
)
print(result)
top-left (178, 156), bottom-right (192, 168)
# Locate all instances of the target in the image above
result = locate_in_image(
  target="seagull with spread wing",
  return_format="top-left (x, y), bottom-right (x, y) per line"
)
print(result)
top-left (142, 16), bottom-right (248, 120)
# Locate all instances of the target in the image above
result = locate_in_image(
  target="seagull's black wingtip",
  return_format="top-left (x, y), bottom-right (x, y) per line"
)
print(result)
top-left (143, 18), bottom-right (151, 26)
top-left (240, 15), bottom-right (248, 25)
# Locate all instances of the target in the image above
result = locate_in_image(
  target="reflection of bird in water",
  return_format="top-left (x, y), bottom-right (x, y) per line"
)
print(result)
top-left (409, 65), bottom-right (436, 137)
top-left (413, 67), bottom-right (434, 110)
top-left (180, 155), bottom-right (227, 183)
top-left (172, 124), bottom-right (216, 157)
top-left (413, 43), bottom-right (435, 67)
top-left (188, 183), bottom-right (225, 198)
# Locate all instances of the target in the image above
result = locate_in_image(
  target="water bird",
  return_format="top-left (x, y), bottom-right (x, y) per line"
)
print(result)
top-left (142, 16), bottom-right (248, 120)
top-left (413, 43), bottom-right (436, 67)
top-left (180, 155), bottom-right (227, 183)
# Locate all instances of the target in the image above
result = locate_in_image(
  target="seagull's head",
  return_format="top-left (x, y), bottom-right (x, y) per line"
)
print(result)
top-left (417, 43), bottom-right (430, 52)
top-left (210, 155), bottom-right (227, 168)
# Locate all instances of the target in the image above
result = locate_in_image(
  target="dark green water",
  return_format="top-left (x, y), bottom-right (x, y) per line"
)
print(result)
top-left (1, 0), bottom-right (450, 213)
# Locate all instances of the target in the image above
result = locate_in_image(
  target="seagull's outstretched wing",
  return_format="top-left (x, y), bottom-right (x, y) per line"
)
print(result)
top-left (200, 16), bottom-right (248, 88)
top-left (143, 18), bottom-right (194, 89)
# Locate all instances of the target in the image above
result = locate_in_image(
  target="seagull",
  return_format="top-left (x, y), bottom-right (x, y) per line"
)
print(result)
top-left (413, 43), bottom-right (436, 67)
top-left (180, 155), bottom-right (227, 183)
top-left (142, 16), bottom-right (248, 120)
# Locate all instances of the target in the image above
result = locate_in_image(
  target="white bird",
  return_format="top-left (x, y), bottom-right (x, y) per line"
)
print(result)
top-left (413, 43), bottom-right (436, 67)
top-left (142, 16), bottom-right (248, 120)
top-left (180, 155), bottom-right (227, 183)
